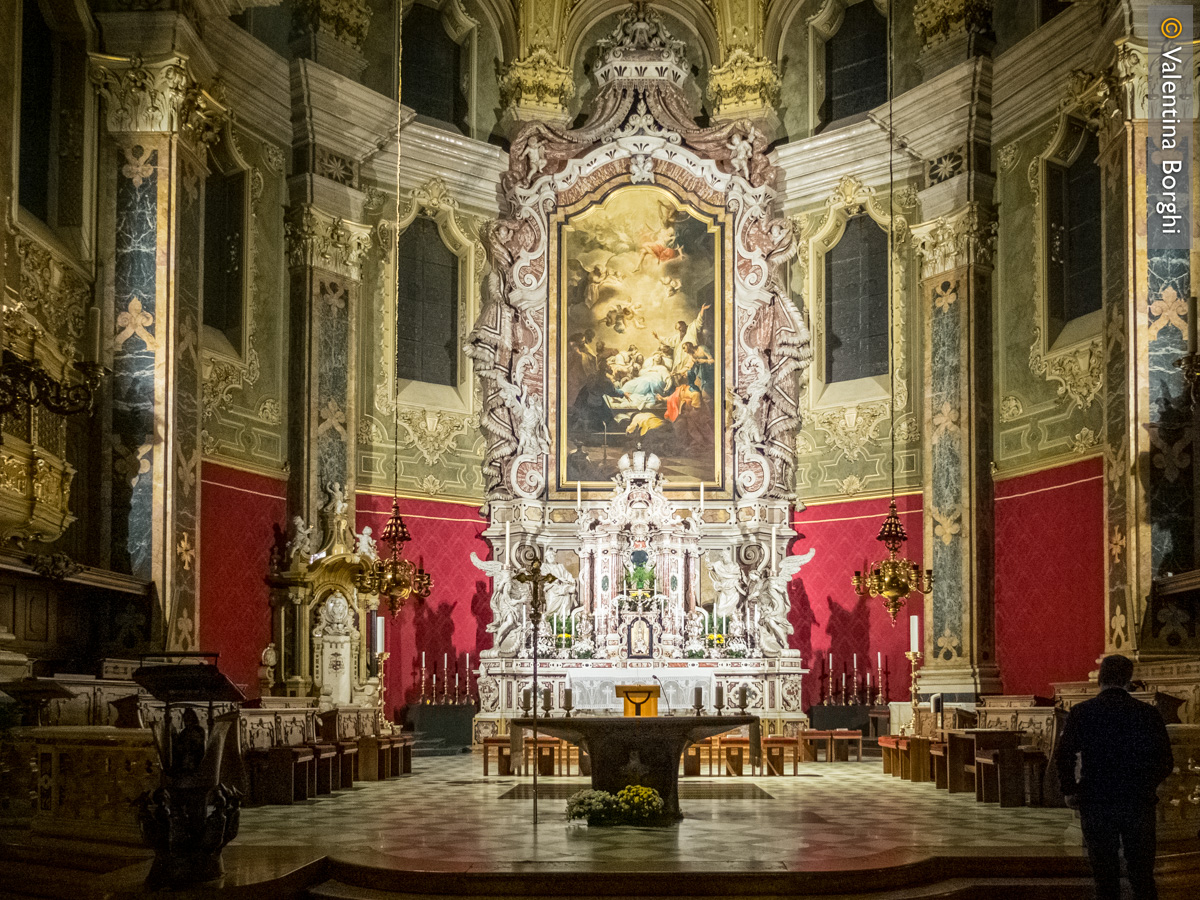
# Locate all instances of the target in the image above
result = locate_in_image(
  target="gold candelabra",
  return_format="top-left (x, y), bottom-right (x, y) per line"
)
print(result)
top-left (852, 499), bottom-right (933, 622)
top-left (355, 498), bottom-right (432, 615)
top-left (905, 650), bottom-right (922, 720)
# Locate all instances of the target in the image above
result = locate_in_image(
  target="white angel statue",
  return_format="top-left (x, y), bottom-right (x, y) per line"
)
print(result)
top-left (355, 526), bottom-right (377, 559)
top-left (472, 552), bottom-right (523, 657)
top-left (707, 549), bottom-right (743, 621)
top-left (746, 547), bottom-right (816, 657)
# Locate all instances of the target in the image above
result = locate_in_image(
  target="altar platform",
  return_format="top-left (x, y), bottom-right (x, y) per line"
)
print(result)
top-left (14, 754), bottom-right (1200, 898)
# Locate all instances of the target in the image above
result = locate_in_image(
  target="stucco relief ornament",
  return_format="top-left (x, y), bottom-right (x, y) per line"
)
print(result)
top-left (468, 1), bottom-right (810, 509)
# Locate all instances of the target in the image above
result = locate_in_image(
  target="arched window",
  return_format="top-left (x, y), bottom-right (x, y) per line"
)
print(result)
top-left (825, 214), bottom-right (888, 384)
top-left (1045, 130), bottom-right (1102, 341)
top-left (396, 217), bottom-right (459, 387)
top-left (401, 3), bottom-right (468, 133)
top-left (19, 0), bottom-right (55, 222)
top-left (819, 1), bottom-right (887, 131)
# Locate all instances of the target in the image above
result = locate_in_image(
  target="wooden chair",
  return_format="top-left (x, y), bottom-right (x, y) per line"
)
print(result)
top-left (878, 734), bottom-right (901, 775)
top-left (524, 735), bottom-right (558, 776)
top-left (721, 736), bottom-right (753, 775)
top-left (309, 740), bottom-right (339, 794)
top-left (763, 735), bottom-right (800, 775)
top-left (483, 736), bottom-right (512, 776)
top-left (829, 730), bottom-right (864, 762)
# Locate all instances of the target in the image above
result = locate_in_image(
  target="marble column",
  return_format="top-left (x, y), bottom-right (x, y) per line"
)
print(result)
top-left (284, 204), bottom-right (372, 530)
top-left (91, 54), bottom-right (225, 649)
top-left (914, 203), bottom-right (1002, 700)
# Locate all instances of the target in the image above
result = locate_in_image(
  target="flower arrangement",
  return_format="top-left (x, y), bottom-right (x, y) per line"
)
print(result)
top-left (565, 785), bottom-right (667, 826)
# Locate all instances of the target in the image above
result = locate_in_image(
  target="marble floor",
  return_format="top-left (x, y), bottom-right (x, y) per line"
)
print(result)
top-left (228, 754), bottom-right (1084, 875)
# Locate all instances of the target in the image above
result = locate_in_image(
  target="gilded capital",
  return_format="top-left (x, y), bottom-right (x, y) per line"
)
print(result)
top-left (499, 48), bottom-right (575, 124)
top-left (285, 205), bottom-right (373, 281)
top-left (90, 54), bottom-right (227, 148)
top-left (912, 203), bottom-right (997, 281)
top-left (707, 49), bottom-right (782, 117)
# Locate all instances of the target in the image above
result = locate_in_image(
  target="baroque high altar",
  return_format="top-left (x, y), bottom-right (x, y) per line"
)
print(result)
top-left (469, 4), bottom-right (816, 740)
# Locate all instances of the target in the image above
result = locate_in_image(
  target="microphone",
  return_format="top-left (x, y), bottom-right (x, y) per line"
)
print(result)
top-left (652, 675), bottom-right (672, 716)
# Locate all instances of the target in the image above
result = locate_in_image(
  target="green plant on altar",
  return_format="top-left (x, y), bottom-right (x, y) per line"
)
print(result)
top-left (566, 785), bottom-right (667, 826)
top-left (684, 649), bottom-right (705, 659)
top-left (725, 649), bottom-right (747, 659)
top-left (551, 614), bottom-right (573, 649)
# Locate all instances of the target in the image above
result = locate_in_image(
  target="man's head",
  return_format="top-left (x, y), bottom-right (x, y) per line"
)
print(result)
top-left (1097, 654), bottom-right (1135, 690)
top-left (676, 320), bottom-right (687, 336)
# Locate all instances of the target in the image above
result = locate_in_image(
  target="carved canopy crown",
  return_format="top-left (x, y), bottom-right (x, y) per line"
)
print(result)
top-left (595, 1), bottom-right (691, 90)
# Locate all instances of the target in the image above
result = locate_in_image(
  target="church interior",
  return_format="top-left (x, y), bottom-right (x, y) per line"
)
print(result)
top-left (1, 0), bottom-right (1200, 896)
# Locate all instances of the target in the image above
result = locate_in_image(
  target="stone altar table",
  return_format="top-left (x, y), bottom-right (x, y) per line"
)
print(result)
top-left (511, 715), bottom-right (758, 819)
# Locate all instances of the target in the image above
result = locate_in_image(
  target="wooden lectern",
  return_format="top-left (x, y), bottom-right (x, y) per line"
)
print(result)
top-left (615, 684), bottom-right (660, 717)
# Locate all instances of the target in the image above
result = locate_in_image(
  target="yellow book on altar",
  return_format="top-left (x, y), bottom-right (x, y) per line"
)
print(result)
top-left (615, 684), bottom-right (660, 717)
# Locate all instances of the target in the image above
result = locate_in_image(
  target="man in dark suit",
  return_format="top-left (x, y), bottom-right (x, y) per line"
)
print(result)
top-left (1054, 655), bottom-right (1175, 900)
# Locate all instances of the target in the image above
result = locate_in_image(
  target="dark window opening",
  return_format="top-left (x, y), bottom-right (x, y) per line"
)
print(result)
top-left (20, 0), bottom-right (55, 223)
top-left (401, 4), bottom-right (467, 133)
top-left (1039, 1), bottom-right (1073, 25)
top-left (825, 214), bottom-right (889, 384)
top-left (203, 170), bottom-right (247, 348)
top-left (820, 1), bottom-right (887, 130)
top-left (1046, 130), bottom-right (1102, 340)
top-left (396, 216), bottom-right (458, 387)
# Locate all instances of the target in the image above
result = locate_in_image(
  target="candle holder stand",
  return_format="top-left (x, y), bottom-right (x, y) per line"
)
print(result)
top-left (519, 693), bottom-right (533, 717)
top-left (562, 694), bottom-right (574, 718)
top-left (429, 674), bottom-right (437, 706)
top-left (692, 699), bottom-right (704, 716)
top-left (419, 664), bottom-right (428, 704)
top-left (905, 650), bottom-right (922, 723)
top-left (876, 664), bottom-right (884, 705)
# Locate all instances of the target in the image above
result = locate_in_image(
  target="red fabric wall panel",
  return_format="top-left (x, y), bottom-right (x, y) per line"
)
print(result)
top-left (790, 493), bottom-right (925, 711)
top-left (198, 463), bottom-right (287, 697)
top-left (356, 495), bottom-right (492, 716)
top-left (994, 457), bottom-right (1105, 697)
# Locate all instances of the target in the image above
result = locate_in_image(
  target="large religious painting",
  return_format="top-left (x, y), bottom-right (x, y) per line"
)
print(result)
top-left (558, 185), bottom-right (723, 488)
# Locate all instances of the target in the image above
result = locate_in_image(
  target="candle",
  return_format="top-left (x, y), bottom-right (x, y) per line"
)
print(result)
top-left (505, 522), bottom-right (511, 564)
top-left (877, 651), bottom-right (882, 669)
top-left (739, 685), bottom-right (748, 708)
top-left (86, 306), bottom-right (101, 363)
top-left (455, 673), bottom-right (459, 688)
top-left (771, 524), bottom-right (778, 569)
top-left (577, 482), bottom-right (582, 508)
top-left (374, 616), bottom-right (385, 655)
top-left (543, 687), bottom-right (552, 708)
top-left (699, 483), bottom-right (704, 513)
top-left (444, 653), bottom-right (448, 675)
top-left (522, 688), bottom-right (531, 709)
top-left (422, 651), bottom-right (426, 668)
top-left (564, 688), bottom-right (573, 708)
top-left (465, 652), bottom-right (470, 674)
top-left (853, 653), bottom-right (857, 669)
top-left (828, 652), bottom-right (833, 672)
top-left (910, 614), bottom-right (919, 652)
top-left (715, 684), bottom-right (723, 707)
top-left (1190, 293), bottom-right (1198, 351)
top-left (694, 686), bottom-right (703, 708)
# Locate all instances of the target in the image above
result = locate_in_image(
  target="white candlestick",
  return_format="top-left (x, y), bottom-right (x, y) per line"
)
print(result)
top-left (444, 653), bottom-right (448, 676)
top-left (577, 482), bottom-right (582, 509)
top-left (878, 651), bottom-right (882, 669)
top-left (422, 651), bottom-right (426, 668)
top-left (465, 652), bottom-right (469, 673)
top-left (910, 614), bottom-right (919, 653)
top-left (699, 483), bottom-right (704, 513)
top-left (853, 653), bottom-right (857, 669)
top-left (771, 524), bottom-right (778, 569)
top-left (505, 522), bottom-right (511, 565)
